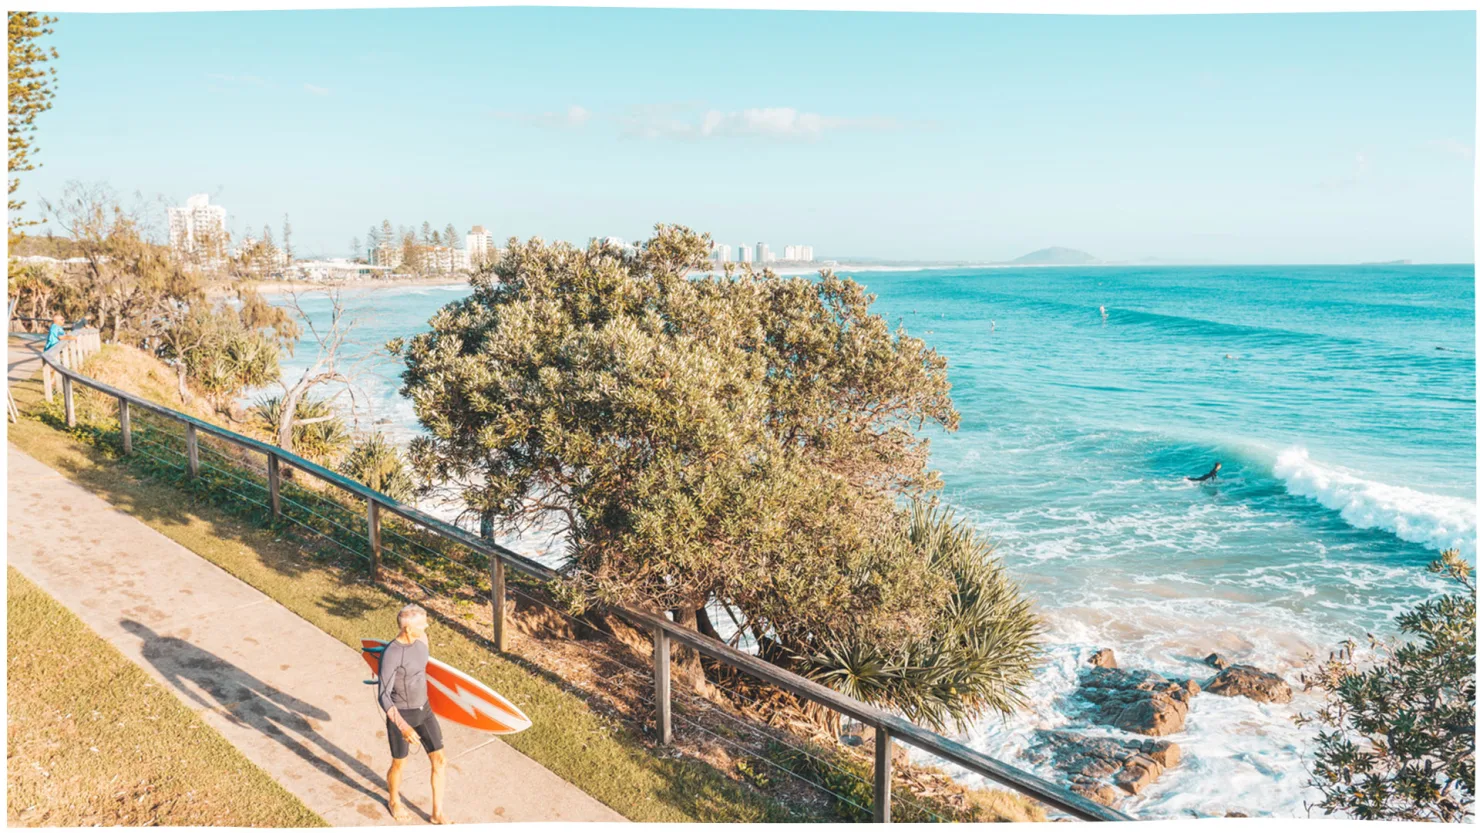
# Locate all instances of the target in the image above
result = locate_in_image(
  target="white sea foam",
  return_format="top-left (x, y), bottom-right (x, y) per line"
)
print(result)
top-left (1273, 446), bottom-right (1476, 558)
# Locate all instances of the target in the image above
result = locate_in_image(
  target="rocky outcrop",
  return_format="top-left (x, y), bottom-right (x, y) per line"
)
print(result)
top-left (1204, 653), bottom-right (1230, 670)
top-left (1088, 648), bottom-right (1118, 669)
top-left (1077, 667), bottom-right (1200, 736)
top-left (1024, 730), bottom-right (1183, 808)
top-left (1205, 665), bottom-right (1292, 704)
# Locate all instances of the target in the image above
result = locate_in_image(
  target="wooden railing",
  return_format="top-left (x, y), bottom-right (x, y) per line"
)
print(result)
top-left (32, 335), bottom-right (1131, 823)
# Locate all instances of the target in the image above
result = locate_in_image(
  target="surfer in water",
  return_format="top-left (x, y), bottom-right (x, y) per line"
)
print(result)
top-left (1187, 461), bottom-right (1222, 482)
top-left (380, 604), bottom-right (450, 824)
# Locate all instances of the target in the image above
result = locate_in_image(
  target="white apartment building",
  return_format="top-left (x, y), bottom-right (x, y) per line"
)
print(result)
top-left (372, 241), bottom-right (404, 269)
top-left (756, 242), bottom-right (773, 263)
top-left (799, 245), bottom-right (814, 262)
top-left (711, 243), bottom-right (732, 263)
top-left (737, 245), bottom-right (754, 263)
top-left (293, 259), bottom-right (394, 282)
top-left (466, 225), bottom-right (494, 266)
top-left (167, 194), bottom-right (228, 262)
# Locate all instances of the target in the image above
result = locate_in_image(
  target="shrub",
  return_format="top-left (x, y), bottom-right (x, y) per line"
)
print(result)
top-left (1296, 549), bottom-right (1475, 822)
top-left (339, 433), bottom-right (417, 503)
top-left (251, 395), bottom-right (349, 464)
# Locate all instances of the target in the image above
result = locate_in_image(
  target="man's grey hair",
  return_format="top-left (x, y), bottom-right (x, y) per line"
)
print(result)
top-left (397, 604), bottom-right (428, 629)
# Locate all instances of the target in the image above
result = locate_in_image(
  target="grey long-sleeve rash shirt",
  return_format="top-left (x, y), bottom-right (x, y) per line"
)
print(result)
top-left (377, 638), bottom-right (430, 714)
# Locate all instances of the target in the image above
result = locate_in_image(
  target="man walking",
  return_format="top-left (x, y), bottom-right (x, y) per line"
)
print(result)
top-left (379, 604), bottom-right (449, 824)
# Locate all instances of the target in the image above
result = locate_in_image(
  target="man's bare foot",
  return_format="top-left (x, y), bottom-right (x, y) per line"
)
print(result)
top-left (387, 800), bottom-right (408, 822)
top-left (430, 813), bottom-right (451, 825)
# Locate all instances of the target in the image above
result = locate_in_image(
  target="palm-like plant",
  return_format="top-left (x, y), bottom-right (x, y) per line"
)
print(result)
top-left (793, 503), bottom-right (1043, 732)
top-left (340, 433), bottom-right (417, 503)
top-left (252, 395), bottom-right (350, 464)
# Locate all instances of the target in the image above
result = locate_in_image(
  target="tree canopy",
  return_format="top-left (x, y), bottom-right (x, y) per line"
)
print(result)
top-left (396, 224), bottom-right (1041, 728)
top-left (8, 11), bottom-right (58, 238)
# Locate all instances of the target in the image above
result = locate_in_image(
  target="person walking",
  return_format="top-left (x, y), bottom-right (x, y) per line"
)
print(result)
top-left (378, 604), bottom-right (449, 824)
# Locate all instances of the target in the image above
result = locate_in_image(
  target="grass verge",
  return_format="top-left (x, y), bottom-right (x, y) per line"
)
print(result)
top-left (6, 567), bottom-right (325, 827)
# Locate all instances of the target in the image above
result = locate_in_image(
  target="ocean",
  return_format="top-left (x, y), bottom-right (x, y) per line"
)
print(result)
top-left (272, 263), bottom-right (1476, 818)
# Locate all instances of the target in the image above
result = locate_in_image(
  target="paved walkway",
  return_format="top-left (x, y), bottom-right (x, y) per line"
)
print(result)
top-left (7, 447), bottom-right (625, 825)
top-left (8, 333), bottom-right (43, 382)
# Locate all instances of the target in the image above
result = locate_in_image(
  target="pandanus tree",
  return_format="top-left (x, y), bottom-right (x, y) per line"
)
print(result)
top-left (394, 224), bottom-right (1042, 730)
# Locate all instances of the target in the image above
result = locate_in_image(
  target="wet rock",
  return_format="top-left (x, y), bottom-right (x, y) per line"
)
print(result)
top-left (1205, 653), bottom-right (1230, 670)
top-left (1205, 665), bottom-right (1292, 704)
top-left (1078, 667), bottom-right (1197, 736)
top-left (1088, 648), bottom-right (1118, 669)
top-left (1027, 730), bottom-right (1181, 807)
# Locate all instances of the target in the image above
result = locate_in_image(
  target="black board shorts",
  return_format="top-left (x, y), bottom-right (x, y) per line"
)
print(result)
top-left (387, 705), bottom-right (444, 759)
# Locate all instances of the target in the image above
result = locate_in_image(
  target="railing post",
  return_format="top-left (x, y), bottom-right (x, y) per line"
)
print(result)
top-left (367, 498), bottom-right (382, 582)
top-left (491, 555), bottom-right (506, 652)
top-left (653, 625), bottom-right (672, 745)
top-left (185, 423), bottom-right (199, 477)
top-left (118, 398), bottom-right (131, 454)
top-left (43, 363), bottom-right (53, 402)
top-left (874, 726), bottom-right (893, 823)
top-left (266, 452), bottom-right (281, 517)
top-left (61, 374), bottom-right (75, 427)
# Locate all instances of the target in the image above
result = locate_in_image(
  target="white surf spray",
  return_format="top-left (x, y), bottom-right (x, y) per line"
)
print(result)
top-left (1273, 447), bottom-right (1475, 558)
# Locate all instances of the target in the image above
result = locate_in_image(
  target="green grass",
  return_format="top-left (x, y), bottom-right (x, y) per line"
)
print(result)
top-left (6, 567), bottom-right (325, 827)
top-left (6, 360), bottom-right (803, 823)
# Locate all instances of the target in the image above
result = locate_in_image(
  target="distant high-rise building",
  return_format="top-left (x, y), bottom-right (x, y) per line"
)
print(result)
top-left (466, 225), bottom-right (494, 267)
top-left (167, 194), bottom-right (228, 263)
top-left (711, 243), bottom-right (732, 263)
top-left (737, 245), bottom-right (754, 264)
top-left (757, 242), bottom-right (773, 263)
top-left (783, 245), bottom-right (798, 261)
top-left (800, 245), bottom-right (814, 262)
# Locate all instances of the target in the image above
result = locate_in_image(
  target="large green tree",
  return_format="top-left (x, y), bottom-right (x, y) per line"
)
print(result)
top-left (8, 11), bottom-right (57, 239)
top-left (396, 225), bottom-right (1041, 728)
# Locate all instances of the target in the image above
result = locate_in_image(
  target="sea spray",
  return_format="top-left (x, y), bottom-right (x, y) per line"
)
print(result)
top-left (1273, 447), bottom-right (1475, 558)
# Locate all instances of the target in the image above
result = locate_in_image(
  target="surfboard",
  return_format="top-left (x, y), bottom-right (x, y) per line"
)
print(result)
top-left (360, 639), bottom-right (532, 735)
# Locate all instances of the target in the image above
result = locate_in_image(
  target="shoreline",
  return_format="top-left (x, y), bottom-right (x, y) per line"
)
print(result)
top-left (213, 277), bottom-right (472, 299)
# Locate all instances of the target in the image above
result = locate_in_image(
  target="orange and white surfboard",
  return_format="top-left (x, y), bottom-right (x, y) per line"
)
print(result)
top-left (360, 639), bottom-right (533, 735)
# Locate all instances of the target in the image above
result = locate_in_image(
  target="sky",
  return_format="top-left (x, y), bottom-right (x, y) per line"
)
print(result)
top-left (16, 7), bottom-right (1477, 263)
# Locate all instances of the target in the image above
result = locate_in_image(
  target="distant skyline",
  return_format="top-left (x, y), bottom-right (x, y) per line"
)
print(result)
top-left (17, 8), bottom-right (1476, 263)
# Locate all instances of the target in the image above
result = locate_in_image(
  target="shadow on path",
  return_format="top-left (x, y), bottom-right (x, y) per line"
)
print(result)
top-left (119, 619), bottom-right (428, 822)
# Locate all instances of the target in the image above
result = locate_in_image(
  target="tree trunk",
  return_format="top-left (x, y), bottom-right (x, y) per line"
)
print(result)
top-left (277, 383), bottom-right (306, 453)
top-left (669, 605), bottom-right (705, 683)
top-left (695, 605), bottom-right (724, 642)
top-left (175, 362), bottom-right (188, 404)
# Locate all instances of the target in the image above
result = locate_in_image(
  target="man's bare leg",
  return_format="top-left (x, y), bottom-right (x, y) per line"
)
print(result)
top-left (386, 757), bottom-right (408, 821)
top-left (429, 749), bottom-right (449, 824)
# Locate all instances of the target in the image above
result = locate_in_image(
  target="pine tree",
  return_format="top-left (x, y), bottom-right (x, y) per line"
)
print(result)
top-left (281, 213), bottom-right (294, 263)
top-left (444, 223), bottom-right (459, 249)
top-left (420, 220), bottom-right (433, 246)
top-left (350, 235), bottom-right (362, 262)
top-left (8, 12), bottom-right (59, 238)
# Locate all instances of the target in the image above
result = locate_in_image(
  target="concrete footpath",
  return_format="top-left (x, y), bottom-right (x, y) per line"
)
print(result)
top-left (7, 447), bottom-right (625, 825)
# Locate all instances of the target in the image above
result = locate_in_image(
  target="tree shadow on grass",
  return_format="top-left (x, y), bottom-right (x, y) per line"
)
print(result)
top-left (119, 618), bottom-right (427, 822)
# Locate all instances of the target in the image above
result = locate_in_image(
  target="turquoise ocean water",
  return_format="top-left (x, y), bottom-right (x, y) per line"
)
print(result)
top-left (274, 264), bottom-right (1475, 817)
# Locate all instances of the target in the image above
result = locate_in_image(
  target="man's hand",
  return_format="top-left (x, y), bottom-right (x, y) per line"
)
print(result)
top-left (386, 707), bottom-right (416, 743)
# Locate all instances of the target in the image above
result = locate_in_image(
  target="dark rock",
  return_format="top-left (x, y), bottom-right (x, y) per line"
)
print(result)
top-left (1088, 648), bottom-right (1118, 669)
top-left (1078, 667), bottom-right (1197, 736)
top-left (1205, 665), bottom-right (1292, 704)
top-left (1027, 730), bottom-right (1182, 806)
top-left (1226, 812), bottom-right (1248, 818)
top-left (1205, 653), bottom-right (1230, 670)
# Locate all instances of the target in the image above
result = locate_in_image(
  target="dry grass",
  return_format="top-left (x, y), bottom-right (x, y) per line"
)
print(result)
top-left (5, 567), bottom-right (324, 828)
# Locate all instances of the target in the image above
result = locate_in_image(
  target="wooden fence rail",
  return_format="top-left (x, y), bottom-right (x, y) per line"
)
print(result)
top-left (27, 332), bottom-right (1131, 823)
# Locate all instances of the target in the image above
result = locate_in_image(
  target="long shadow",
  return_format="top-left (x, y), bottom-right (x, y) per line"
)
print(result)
top-left (119, 618), bottom-right (429, 822)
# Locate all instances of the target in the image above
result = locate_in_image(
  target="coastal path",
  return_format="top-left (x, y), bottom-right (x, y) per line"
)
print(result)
top-left (6, 445), bottom-right (625, 825)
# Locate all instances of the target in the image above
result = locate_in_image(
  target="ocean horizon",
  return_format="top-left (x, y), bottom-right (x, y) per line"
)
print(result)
top-left (270, 262), bottom-right (1476, 818)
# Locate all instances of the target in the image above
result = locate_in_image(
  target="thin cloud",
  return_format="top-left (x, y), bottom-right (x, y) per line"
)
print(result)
top-left (1423, 138), bottom-right (1474, 161)
top-left (1316, 152), bottom-right (1370, 190)
top-left (492, 105), bottom-right (591, 129)
top-left (303, 83), bottom-right (331, 96)
top-left (622, 105), bottom-right (904, 141)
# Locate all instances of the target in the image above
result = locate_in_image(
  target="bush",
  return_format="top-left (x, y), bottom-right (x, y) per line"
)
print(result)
top-left (1296, 550), bottom-right (1475, 822)
top-left (339, 433), bottom-right (417, 503)
top-left (251, 396), bottom-right (349, 464)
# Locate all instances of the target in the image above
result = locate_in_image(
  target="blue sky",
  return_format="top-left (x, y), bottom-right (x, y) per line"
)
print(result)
top-left (19, 8), bottom-right (1476, 262)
